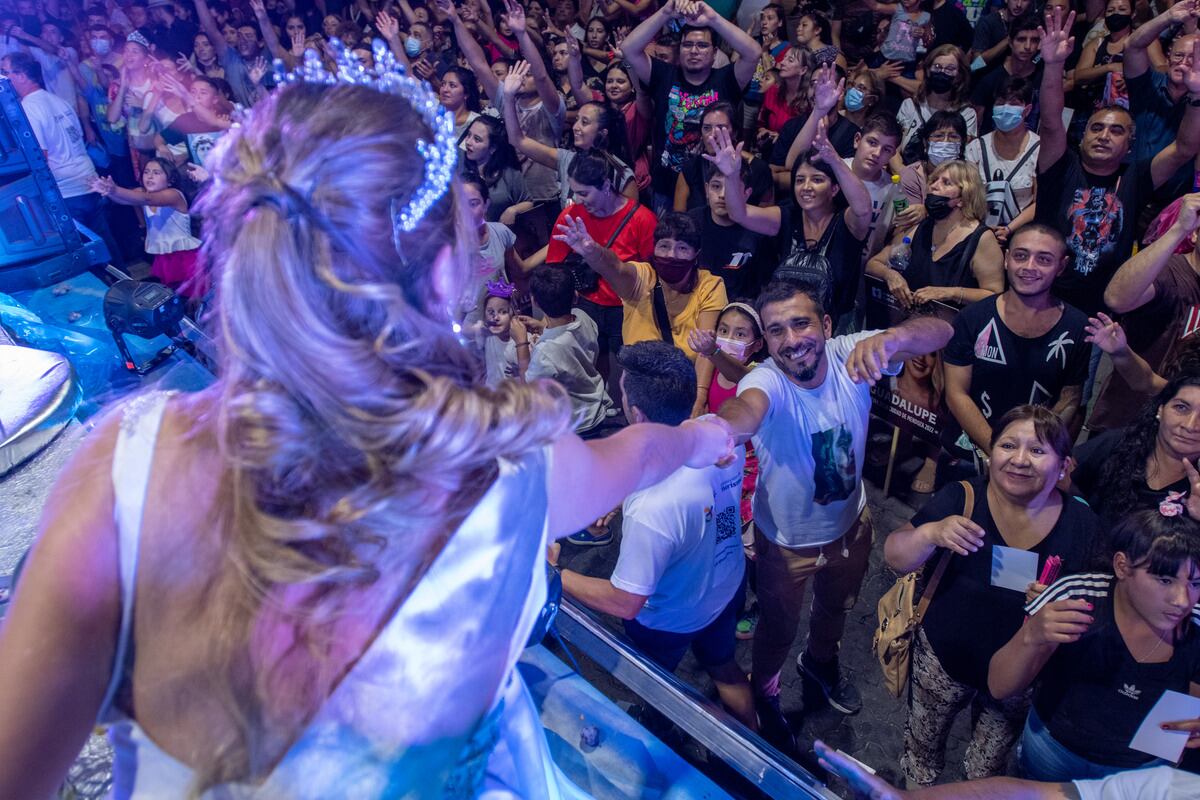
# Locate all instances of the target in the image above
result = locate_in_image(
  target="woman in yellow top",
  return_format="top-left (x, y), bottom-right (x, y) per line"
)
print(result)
top-left (553, 211), bottom-right (727, 416)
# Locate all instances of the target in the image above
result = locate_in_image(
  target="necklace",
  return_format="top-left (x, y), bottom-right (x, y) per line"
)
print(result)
top-left (1132, 630), bottom-right (1171, 664)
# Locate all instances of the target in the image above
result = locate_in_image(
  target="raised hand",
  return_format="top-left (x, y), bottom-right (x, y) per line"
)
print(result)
top-left (687, 327), bottom-right (719, 357)
top-left (565, 32), bottom-right (582, 62)
top-left (502, 59), bottom-right (530, 96)
top-left (1084, 312), bottom-right (1128, 355)
top-left (176, 55), bottom-right (197, 75)
top-left (503, 0), bottom-right (526, 36)
top-left (701, 125), bottom-right (744, 177)
top-left (290, 29), bottom-right (306, 56)
top-left (435, 0), bottom-right (458, 20)
top-left (1039, 5), bottom-right (1076, 66)
top-left (1182, 37), bottom-right (1200, 95)
top-left (375, 10), bottom-right (400, 41)
top-left (249, 56), bottom-right (269, 85)
top-left (810, 117), bottom-right (836, 163)
top-left (812, 65), bottom-right (843, 114)
top-left (1168, 0), bottom-right (1200, 25)
top-left (684, 1), bottom-right (718, 26)
top-left (920, 515), bottom-right (986, 556)
top-left (249, 0), bottom-right (266, 17)
top-left (661, 0), bottom-right (683, 21)
top-left (552, 214), bottom-right (599, 257)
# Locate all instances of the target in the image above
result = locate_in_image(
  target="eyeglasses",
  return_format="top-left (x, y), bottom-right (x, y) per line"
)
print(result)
top-left (928, 65), bottom-right (958, 75)
top-left (680, 41), bottom-right (713, 51)
top-left (1169, 51), bottom-right (1195, 64)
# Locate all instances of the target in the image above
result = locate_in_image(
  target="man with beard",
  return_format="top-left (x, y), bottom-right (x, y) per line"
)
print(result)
top-left (942, 224), bottom-right (1090, 467)
top-left (713, 278), bottom-right (952, 750)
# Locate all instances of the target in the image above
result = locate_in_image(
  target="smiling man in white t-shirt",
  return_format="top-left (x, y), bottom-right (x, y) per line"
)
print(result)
top-left (716, 277), bottom-right (952, 751)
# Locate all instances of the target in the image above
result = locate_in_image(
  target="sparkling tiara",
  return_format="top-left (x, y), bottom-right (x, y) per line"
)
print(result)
top-left (276, 39), bottom-right (457, 235)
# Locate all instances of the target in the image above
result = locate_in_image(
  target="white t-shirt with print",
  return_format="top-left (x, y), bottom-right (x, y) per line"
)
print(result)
top-left (611, 450), bottom-right (747, 633)
top-left (21, 88), bottom-right (96, 198)
top-left (738, 331), bottom-right (900, 548)
top-left (964, 131), bottom-right (1040, 219)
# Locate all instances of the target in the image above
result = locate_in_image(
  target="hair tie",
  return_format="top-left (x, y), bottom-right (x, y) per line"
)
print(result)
top-left (1160, 490), bottom-right (1187, 518)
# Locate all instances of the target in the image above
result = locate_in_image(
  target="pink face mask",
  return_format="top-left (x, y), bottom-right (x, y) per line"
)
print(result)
top-left (716, 336), bottom-right (751, 362)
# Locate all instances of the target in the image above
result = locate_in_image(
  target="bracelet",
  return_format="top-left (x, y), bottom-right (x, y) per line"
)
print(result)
top-left (515, 341), bottom-right (530, 348)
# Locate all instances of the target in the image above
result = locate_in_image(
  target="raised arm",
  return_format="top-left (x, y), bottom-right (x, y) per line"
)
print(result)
top-left (438, 0), bottom-right (500, 99)
top-left (1105, 194), bottom-right (1200, 312)
top-left (716, 386), bottom-right (770, 445)
top-left (500, 62), bottom-right (559, 169)
top-left (620, 0), bottom-right (676, 84)
top-left (551, 214), bottom-right (640, 299)
top-left (250, 0), bottom-right (289, 63)
top-left (90, 175), bottom-right (187, 211)
top-left (374, 10), bottom-right (412, 70)
top-left (564, 34), bottom-right (594, 108)
top-left (1085, 313), bottom-right (1167, 394)
top-left (1150, 39), bottom-right (1200, 188)
top-left (707, 127), bottom-right (781, 235)
top-left (194, 0), bottom-right (230, 58)
top-left (684, 2), bottom-right (762, 87)
top-left (506, 0), bottom-right (561, 113)
top-left (547, 415), bottom-right (734, 536)
top-left (1123, 0), bottom-right (1198, 80)
top-left (844, 317), bottom-right (955, 384)
top-left (815, 120), bottom-right (872, 240)
top-left (785, 65), bottom-right (842, 172)
top-left (1036, 6), bottom-right (1074, 173)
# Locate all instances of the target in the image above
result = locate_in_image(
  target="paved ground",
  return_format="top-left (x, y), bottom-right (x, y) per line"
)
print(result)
top-left (553, 426), bottom-right (980, 798)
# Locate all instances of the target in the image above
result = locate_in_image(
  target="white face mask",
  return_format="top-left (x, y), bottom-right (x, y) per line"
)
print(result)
top-left (716, 336), bottom-right (751, 362)
top-left (927, 140), bottom-right (961, 165)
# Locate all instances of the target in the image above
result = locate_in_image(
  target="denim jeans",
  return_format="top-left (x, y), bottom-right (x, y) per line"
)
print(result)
top-left (1018, 708), bottom-right (1166, 782)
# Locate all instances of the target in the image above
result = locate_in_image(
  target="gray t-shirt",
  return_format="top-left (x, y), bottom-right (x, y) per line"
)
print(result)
top-left (526, 308), bottom-right (610, 432)
top-left (515, 94), bottom-right (566, 204)
top-left (479, 221), bottom-right (516, 280)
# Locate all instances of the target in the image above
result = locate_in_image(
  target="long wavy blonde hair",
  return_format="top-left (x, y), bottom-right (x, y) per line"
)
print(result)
top-left (192, 81), bottom-right (572, 792)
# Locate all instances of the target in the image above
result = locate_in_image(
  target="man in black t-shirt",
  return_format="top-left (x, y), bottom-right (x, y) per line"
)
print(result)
top-left (1034, 7), bottom-right (1200, 319)
top-left (688, 161), bottom-right (768, 299)
top-left (621, 0), bottom-right (761, 211)
top-left (943, 224), bottom-right (1091, 462)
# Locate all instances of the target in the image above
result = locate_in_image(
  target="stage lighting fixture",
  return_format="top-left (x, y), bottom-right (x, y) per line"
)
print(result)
top-left (103, 279), bottom-right (187, 375)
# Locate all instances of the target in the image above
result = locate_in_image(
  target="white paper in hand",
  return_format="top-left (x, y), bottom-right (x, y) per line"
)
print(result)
top-left (1129, 690), bottom-right (1200, 763)
top-left (990, 545), bottom-right (1039, 592)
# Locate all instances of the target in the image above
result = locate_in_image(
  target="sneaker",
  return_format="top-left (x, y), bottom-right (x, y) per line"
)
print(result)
top-left (797, 651), bottom-right (862, 715)
top-left (753, 693), bottom-right (796, 754)
top-left (735, 604), bottom-right (759, 640)
top-left (566, 528), bottom-right (613, 546)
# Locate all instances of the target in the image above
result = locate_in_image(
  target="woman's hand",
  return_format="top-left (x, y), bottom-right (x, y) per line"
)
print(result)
top-left (811, 65), bottom-right (843, 115)
top-left (89, 175), bottom-right (116, 196)
top-left (375, 10), bottom-right (400, 41)
top-left (1161, 717), bottom-right (1200, 749)
top-left (291, 29), bottom-right (306, 57)
top-left (919, 515), bottom-right (985, 556)
top-left (176, 55), bottom-right (198, 75)
top-left (911, 285), bottom-right (956, 306)
top-left (1025, 581), bottom-right (1048, 604)
top-left (894, 202), bottom-right (926, 228)
top-left (687, 327), bottom-right (719, 358)
top-left (552, 214), bottom-right (600, 258)
top-left (810, 117), bottom-right (836, 164)
top-left (883, 268), bottom-right (913, 308)
top-left (1024, 598), bottom-right (1094, 646)
top-left (680, 414), bottom-right (735, 468)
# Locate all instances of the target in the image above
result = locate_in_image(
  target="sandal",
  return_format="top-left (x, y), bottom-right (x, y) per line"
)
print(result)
top-left (910, 456), bottom-right (937, 494)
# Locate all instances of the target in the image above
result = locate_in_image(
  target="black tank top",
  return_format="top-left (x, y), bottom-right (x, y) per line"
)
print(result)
top-left (904, 218), bottom-right (988, 300)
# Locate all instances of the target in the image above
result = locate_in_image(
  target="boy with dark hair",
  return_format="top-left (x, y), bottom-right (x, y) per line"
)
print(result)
top-left (689, 160), bottom-right (769, 299)
top-left (553, 340), bottom-right (757, 730)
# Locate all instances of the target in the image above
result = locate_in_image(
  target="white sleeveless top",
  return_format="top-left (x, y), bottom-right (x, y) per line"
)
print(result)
top-left (100, 392), bottom-right (585, 799)
top-left (143, 193), bottom-right (202, 255)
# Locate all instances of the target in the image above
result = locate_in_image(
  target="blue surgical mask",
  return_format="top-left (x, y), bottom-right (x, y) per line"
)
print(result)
top-left (405, 36), bottom-right (422, 57)
top-left (845, 87), bottom-right (865, 112)
top-left (927, 140), bottom-right (961, 165)
top-left (992, 104), bottom-right (1025, 132)
top-left (90, 38), bottom-right (112, 56)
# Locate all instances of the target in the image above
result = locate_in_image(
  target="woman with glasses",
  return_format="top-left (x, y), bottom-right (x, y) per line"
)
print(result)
top-left (894, 109), bottom-right (970, 229)
top-left (897, 45), bottom-right (978, 155)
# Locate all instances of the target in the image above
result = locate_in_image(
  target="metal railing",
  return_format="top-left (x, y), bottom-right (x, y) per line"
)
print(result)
top-left (557, 601), bottom-right (840, 800)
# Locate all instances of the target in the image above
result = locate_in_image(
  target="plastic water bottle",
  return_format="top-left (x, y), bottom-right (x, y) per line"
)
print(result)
top-left (889, 237), bottom-right (912, 273)
top-left (891, 173), bottom-right (908, 216)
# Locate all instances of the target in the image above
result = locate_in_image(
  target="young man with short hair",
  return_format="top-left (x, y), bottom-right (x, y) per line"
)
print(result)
top-left (942, 224), bottom-right (1091, 464)
top-left (621, 0), bottom-right (762, 211)
top-left (715, 279), bottom-right (952, 749)
top-left (553, 340), bottom-right (756, 729)
top-left (688, 160), bottom-right (768, 299)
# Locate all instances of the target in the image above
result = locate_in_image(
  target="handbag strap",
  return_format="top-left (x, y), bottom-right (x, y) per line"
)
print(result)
top-left (603, 200), bottom-right (639, 249)
top-left (651, 280), bottom-right (674, 343)
top-left (913, 480), bottom-right (975, 623)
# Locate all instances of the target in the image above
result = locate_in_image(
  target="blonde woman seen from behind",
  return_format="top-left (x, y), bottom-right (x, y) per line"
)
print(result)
top-left (0, 80), bottom-right (733, 799)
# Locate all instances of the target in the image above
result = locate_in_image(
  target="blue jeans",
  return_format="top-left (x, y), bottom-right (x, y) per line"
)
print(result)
top-left (65, 191), bottom-right (126, 268)
top-left (1019, 708), bottom-right (1165, 782)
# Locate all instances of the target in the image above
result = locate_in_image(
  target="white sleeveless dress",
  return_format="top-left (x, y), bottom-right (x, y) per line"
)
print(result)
top-left (99, 392), bottom-right (588, 799)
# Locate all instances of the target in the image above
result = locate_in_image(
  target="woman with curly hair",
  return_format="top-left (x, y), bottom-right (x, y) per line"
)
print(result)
top-left (0, 74), bottom-right (733, 796)
top-left (1073, 372), bottom-right (1200, 527)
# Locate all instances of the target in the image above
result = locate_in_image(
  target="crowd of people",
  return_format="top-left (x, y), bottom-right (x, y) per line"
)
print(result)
top-left (3, 0), bottom-right (1200, 797)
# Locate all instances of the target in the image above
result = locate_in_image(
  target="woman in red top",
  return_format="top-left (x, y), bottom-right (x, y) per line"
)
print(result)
top-left (603, 62), bottom-right (653, 197)
top-left (545, 153), bottom-right (657, 402)
top-left (757, 47), bottom-right (812, 146)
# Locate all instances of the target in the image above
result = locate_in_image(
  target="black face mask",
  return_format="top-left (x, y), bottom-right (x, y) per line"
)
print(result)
top-left (925, 192), bottom-right (955, 221)
top-left (1105, 12), bottom-right (1132, 31)
top-left (926, 71), bottom-right (955, 95)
